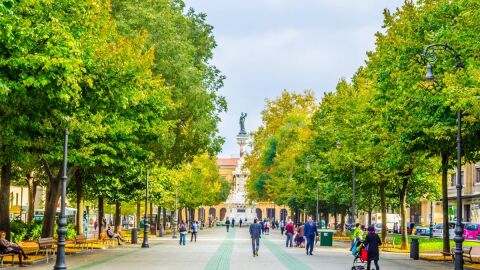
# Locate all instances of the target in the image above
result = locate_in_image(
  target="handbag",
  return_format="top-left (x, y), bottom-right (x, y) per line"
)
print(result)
top-left (360, 248), bottom-right (368, 261)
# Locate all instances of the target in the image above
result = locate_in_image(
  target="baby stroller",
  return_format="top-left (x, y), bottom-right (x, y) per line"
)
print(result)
top-left (351, 240), bottom-right (368, 270)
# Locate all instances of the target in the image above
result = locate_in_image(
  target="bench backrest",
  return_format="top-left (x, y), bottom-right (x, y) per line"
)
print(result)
top-left (463, 246), bottom-right (472, 253)
top-left (38, 237), bottom-right (55, 248)
top-left (385, 237), bottom-right (394, 242)
top-left (75, 235), bottom-right (86, 241)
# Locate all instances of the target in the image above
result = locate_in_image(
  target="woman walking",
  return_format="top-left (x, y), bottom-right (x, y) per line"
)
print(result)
top-left (364, 225), bottom-right (382, 270)
top-left (179, 221), bottom-right (187, 245)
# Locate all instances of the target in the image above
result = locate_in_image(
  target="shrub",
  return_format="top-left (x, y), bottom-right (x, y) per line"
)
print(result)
top-left (10, 220), bottom-right (28, 243)
top-left (66, 223), bottom-right (76, 240)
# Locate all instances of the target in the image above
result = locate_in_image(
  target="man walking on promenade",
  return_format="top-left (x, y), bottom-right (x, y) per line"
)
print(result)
top-left (239, 218), bottom-right (243, 228)
top-left (304, 217), bottom-right (318, 255)
top-left (191, 220), bottom-right (198, 242)
top-left (285, 220), bottom-right (294, 247)
top-left (225, 217), bottom-right (231, 232)
top-left (250, 218), bottom-right (262, 257)
top-left (232, 218), bottom-right (236, 228)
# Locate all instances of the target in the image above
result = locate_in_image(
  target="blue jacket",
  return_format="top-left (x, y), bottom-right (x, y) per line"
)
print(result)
top-left (304, 222), bottom-right (318, 238)
top-left (249, 223), bottom-right (262, 238)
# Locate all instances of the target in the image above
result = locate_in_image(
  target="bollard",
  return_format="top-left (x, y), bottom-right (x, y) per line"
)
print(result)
top-left (410, 238), bottom-right (419, 260)
top-left (131, 228), bottom-right (138, 244)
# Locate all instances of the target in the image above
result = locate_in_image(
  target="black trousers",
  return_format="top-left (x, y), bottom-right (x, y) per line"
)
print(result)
top-left (191, 231), bottom-right (197, 242)
top-left (367, 258), bottom-right (380, 270)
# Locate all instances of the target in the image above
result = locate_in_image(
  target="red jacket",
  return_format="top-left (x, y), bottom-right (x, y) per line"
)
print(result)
top-left (285, 223), bottom-right (294, 234)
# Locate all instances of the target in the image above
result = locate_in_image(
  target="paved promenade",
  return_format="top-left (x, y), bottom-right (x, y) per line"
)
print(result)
top-left (23, 227), bottom-right (457, 270)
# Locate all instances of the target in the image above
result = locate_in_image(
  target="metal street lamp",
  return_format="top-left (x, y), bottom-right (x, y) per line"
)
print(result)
top-left (172, 188), bottom-right (178, 239)
top-left (422, 43), bottom-right (464, 270)
top-left (54, 130), bottom-right (69, 270)
top-left (141, 170), bottom-right (149, 248)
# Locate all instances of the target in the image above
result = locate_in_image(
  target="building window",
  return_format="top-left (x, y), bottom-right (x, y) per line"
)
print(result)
top-left (476, 167), bottom-right (480, 183)
top-left (451, 171), bottom-right (465, 187)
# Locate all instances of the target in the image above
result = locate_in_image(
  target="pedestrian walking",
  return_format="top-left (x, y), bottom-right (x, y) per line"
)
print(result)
top-left (191, 220), bottom-right (198, 242)
top-left (304, 217), bottom-right (318, 255)
top-left (351, 223), bottom-right (363, 251)
top-left (259, 219), bottom-right (264, 234)
top-left (280, 220), bottom-right (285, 235)
top-left (225, 217), bottom-right (231, 232)
top-left (179, 221), bottom-right (187, 245)
top-left (264, 220), bottom-right (270, 235)
top-left (285, 220), bottom-right (294, 247)
top-left (239, 219), bottom-right (243, 228)
top-left (249, 218), bottom-right (262, 257)
top-left (364, 225), bottom-right (382, 270)
top-left (232, 218), bottom-right (236, 228)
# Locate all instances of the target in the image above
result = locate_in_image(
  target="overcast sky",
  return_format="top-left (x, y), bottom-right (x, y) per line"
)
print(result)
top-left (183, 0), bottom-right (404, 158)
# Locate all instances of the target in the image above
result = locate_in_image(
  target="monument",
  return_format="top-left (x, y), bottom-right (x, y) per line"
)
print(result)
top-left (223, 113), bottom-right (257, 222)
top-left (197, 113), bottom-right (290, 225)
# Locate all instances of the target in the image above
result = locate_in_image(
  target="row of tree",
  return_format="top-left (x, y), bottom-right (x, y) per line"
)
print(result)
top-left (246, 0), bottom-right (480, 251)
top-left (0, 0), bottom-right (229, 240)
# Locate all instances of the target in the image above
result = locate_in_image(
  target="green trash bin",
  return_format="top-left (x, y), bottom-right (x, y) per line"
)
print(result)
top-left (319, 230), bottom-right (334, 246)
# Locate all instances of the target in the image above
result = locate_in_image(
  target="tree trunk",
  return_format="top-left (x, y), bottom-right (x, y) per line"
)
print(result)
top-left (98, 197), bottom-right (104, 239)
top-left (324, 211), bottom-right (328, 229)
top-left (162, 208), bottom-right (167, 229)
top-left (149, 202), bottom-right (153, 222)
top-left (41, 159), bottom-right (67, 238)
top-left (136, 201), bottom-right (141, 228)
top-left (156, 206), bottom-right (161, 230)
top-left (399, 177), bottom-right (409, 250)
top-left (368, 209), bottom-right (372, 226)
top-left (340, 208), bottom-right (346, 236)
top-left (0, 163), bottom-right (12, 240)
top-left (441, 153), bottom-right (450, 253)
top-left (380, 182), bottom-right (387, 243)
top-left (334, 211), bottom-right (338, 229)
top-left (184, 208), bottom-right (188, 225)
top-left (178, 208), bottom-right (183, 224)
top-left (75, 171), bottom-right (83, 235)
top-left (25, 173), bottom-right (38, 224)
top-left (114, 201), bottom-right (121, 233)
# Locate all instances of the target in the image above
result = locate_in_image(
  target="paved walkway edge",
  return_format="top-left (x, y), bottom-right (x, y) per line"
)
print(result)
top-left (204, 230), bottom-right (236, 270)
top-left (263, 238), bottom-right (311, 270)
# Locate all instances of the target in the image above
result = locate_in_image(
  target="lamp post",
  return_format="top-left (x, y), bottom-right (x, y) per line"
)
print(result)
top-left (172, 188), bottom-right (178, 239)
top-left (422, 43), bottom-right (463, 270)
top-left (54, 130), bottom-right (69, 270)
top-left (141, 170), bottom-right (149, 248)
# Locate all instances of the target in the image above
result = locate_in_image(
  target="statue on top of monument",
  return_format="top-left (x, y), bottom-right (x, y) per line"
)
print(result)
top-left (239, 112), bottom-right (247, 135)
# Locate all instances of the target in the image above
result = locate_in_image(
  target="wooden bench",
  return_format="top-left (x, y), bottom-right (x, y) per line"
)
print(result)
top-left (440, 248), bottom-right (454, 261)
top-left (74, 235), bottom-right (91, 249)
top-left (382, 236), bottom-right (395, 250)
top-left (0, 253), bottom-right (15, 268)
top-left (101, 232), bottom-right (116, 246)
top-left (440, 247), bottom-right (473, 263)
top-left (36, 237), bottom-right (56, 263)
top-left (119, 231), bottom-right (131, 244)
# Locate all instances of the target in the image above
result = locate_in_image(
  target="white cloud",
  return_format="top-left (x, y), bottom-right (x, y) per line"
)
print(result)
top-left (184, 0), bottom-right (404, 156)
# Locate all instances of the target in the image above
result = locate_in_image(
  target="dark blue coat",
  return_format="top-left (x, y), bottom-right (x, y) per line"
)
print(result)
top-left (304, 222), bottom-right (318, 238)
top-left (249, 223), bottom-right (262, 238)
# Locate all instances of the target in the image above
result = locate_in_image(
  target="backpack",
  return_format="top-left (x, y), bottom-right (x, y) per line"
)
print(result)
top-left (179, 224), bottom-right (187, 232)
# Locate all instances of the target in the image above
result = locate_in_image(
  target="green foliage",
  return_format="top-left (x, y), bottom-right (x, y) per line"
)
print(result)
top-left (66, 223), bottom-right (76, 240)
top-left (9, 220), bottom-right (43, 242)
top-left (9, 220), bottom-right (28, 243)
